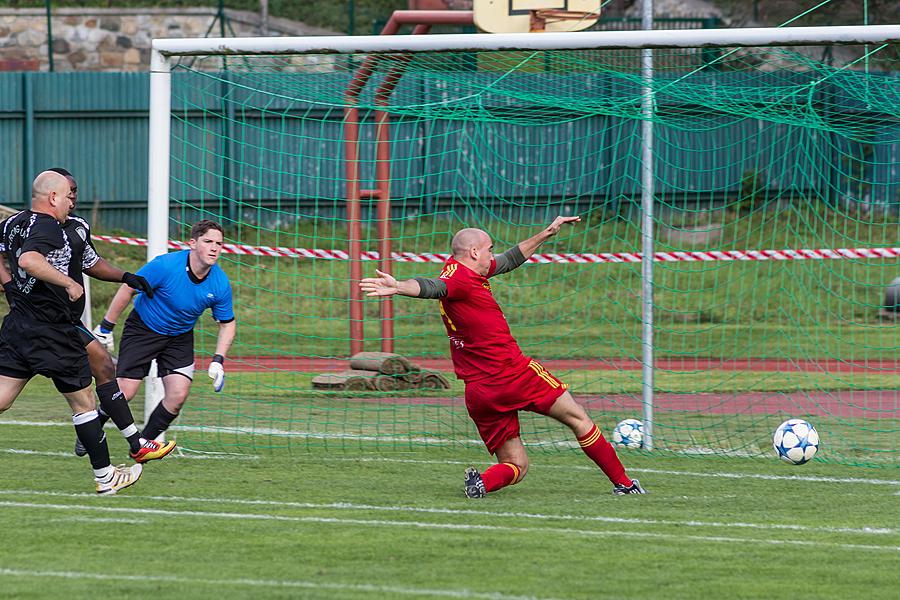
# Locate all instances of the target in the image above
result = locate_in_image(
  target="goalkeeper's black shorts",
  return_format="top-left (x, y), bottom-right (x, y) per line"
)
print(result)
top-left (116, 311), bottom-right (195, 380)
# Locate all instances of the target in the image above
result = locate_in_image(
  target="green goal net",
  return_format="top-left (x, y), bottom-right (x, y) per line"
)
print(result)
top-left (161, 38), bottom-right (899, 467)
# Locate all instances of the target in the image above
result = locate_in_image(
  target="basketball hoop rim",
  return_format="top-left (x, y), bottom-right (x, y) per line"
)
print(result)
top-left (533, 9), bottom-right (601, 22)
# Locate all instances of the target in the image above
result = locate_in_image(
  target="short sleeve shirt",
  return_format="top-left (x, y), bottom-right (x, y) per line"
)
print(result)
top-left (437, 257), bottom-right (528, 382)
top-left (0, 211), bottom-right (78, 324)
top-left (133, 250), bottom-right (234, 336)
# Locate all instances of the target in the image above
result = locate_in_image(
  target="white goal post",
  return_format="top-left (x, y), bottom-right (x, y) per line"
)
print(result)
top-left (145, 24), bottom-right (900, 445)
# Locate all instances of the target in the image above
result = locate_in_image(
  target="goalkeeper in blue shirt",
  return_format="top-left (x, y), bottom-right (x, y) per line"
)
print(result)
top-left (92, 219), bottom-right (236, 441)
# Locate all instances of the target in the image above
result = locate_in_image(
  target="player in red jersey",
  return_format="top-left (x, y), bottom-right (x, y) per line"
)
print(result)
top-left (360, 216), bottom-right (645, 497)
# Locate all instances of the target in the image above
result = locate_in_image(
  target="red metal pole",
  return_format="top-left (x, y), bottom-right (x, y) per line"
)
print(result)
top-left (343, 10), bottom-right (474, 357)
top-left (343, 105), bottom-right (365, 356)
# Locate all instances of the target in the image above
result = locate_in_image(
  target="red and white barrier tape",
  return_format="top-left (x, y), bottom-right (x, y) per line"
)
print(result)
top-left (91, 234), bottom-right (900, 264)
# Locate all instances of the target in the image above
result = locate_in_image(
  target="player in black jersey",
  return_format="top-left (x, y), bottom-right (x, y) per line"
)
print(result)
top-left (0, 170), bottom-right (140, 494)
top-left (40, 168), bottom-right (175, 464)
top-left (1, 169), bottom-right (175, 463)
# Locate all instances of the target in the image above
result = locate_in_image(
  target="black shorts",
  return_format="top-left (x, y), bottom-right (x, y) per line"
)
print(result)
top-left (117, 311), bottom-right (195, 380)
top-left (0, 313), bottom-right (92, 393)
top-left (76, 322), bottom-right (96, 347)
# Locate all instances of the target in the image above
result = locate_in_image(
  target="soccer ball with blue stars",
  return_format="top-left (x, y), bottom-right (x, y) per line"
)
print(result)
top-left (773, 418), bottom-right (819, 465)
top-left (612, 418), bottom-right (644, 449)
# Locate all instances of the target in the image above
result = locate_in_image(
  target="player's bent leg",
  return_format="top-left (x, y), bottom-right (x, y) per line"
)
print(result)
top-left (0, 376), bottom-right (29, 413)
top-left (85, 339), bottom-right (116, 383)
top-left (141, 373), bottom-right (191, 440)
top-left (465, 437), bottom-right (528, 498)
top-left (116, 377), bottom-right (143, 402)
top-left (547, 392), bottom-right (642, 492)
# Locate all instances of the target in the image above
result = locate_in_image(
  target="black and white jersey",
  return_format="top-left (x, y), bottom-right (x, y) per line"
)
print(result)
top-left (62, 214), bottom-right (101, 319)
top-left (0, 210), bottom-right (78, 324)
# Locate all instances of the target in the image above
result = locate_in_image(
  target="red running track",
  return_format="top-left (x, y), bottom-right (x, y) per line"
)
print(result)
top-left (204, 356), bottom-right (899, 374)
top-left (195, 356), bottom-right (897, 417)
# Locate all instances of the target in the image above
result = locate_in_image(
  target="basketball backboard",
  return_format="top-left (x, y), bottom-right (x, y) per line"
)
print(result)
top-left (473, 0), bottom-right (601, 33)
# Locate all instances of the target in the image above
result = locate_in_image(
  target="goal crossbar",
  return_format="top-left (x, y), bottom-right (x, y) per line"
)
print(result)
top-left (152, 25), bottom-right (900, 58)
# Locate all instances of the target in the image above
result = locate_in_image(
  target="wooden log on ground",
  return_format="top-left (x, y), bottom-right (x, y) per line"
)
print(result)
top-left (349, 351), bottom-right (415, 375)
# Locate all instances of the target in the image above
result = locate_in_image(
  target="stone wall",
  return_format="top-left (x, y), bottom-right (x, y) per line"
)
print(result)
top-left (0, 8), bottom-right (339, 72)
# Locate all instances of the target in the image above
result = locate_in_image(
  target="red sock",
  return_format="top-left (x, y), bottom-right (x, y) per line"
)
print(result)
top-left (482, 462), bottom-right (520, 493)
top-left (577, 424), bottom-right (632, 487)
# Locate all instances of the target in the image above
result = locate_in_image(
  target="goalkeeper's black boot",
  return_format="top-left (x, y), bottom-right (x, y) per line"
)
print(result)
top-left (464, 467), bottom-right (486, 498)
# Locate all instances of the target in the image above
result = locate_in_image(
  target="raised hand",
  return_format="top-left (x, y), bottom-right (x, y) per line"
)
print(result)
top-left (359, 269), bottom-right (399, 297)
top-left (545, 215), bottom-right (582, 237)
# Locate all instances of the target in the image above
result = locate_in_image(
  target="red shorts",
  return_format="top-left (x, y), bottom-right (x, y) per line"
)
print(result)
top-left (464, 358), bottom-right (568, 454)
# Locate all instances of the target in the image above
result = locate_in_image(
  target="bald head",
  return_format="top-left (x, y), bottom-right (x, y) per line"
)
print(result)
top-left (451, 228), bottom-right (489, 257)
top-left (32, 171), bottom-right (69, 201)
top-left (31, 170), bottom-right (72, 222)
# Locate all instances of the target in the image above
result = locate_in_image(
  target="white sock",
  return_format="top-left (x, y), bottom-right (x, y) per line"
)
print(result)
top-left (93, 465), bottom-right (114, 481)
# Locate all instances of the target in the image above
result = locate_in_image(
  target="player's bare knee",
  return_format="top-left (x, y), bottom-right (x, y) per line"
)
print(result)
top-left (512, 461), bottom-right (528, 483)
top-left (92, 359), bottom-right (117, 385)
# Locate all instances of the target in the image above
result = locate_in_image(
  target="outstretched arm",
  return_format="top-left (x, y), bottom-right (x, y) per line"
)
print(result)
top-left (360, 270), bottom-right (423, 298)
top-left (493, 215), bottom-right (582, 276)
top-left (85, 258), bottom-right (154, 298)
top-left (516, 215), bottom-right (581, 260)
top-left (102, 283), bottom-right (138, 324)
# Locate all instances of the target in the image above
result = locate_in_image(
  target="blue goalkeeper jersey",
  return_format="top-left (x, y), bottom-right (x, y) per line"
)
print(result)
top-left (133, 250), bottom-right (234, 336)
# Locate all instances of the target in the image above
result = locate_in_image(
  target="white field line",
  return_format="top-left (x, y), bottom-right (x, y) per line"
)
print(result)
top-left (3, 442), bottom-right (899, 487)
top-left (323, 456), bottom-right (900, 487)
top-left (0, 447), bottom-right (258, 461)
top-left (0, 419), bottom-right (485, 446)
top-left (2, 419), bottom-right (897, 465)
top-left (1, 500), bottom-right (897, 553)
top-left (0, 489), bottom-right (893, 537)
top-left (0, 568), bottom-right (557, 600)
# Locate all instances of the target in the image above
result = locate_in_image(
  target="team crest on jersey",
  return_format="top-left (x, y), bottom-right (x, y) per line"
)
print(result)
top-left (482, 281), bottom-right (492, 292)
top-left (75, 227), bottom-right (87, 241)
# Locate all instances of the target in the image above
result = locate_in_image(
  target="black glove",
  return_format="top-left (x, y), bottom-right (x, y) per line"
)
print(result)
top-left (122, 272), bottom-right (154, 299)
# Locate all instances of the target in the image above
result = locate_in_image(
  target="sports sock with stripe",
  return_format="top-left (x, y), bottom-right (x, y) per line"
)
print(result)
top-left (577, 424), bottom-right (632, 487)
top-left (73, 410), bottom-right (112, 471)
top-left (142, 402), bottom-right (178, 441)
top-left (482, 462), bottom-right (520, 493)
top-left (96, 380), bottom-right (142, 453)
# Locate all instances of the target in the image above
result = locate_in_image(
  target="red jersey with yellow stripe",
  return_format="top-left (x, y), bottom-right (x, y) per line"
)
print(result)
top-left (437, 257), bottom-right (529, 382)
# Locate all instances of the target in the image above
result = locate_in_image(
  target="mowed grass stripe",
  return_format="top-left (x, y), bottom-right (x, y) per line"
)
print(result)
top-left (0, 489), bottom-right (894, 536)
top-left (3, 440), bottom-right (900, 486)
top-left (0, 568), bottom-right (557, 600)
top-left (1, 500), bottom-right (897, 553)
top-left (323, 456), bottom-right (900, 486)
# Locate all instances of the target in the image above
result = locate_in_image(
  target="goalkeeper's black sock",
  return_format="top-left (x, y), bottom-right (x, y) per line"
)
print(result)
top-left (96, 381), bottom-right (142, 453)
top-left (142, 403), bottom-right (178, 441)
top-left (73, 410), bottom-right (111, 471)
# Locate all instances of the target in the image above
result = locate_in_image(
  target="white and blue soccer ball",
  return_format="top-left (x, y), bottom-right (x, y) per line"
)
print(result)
top-left (773, 418), bottom-right (819, 465)
top-left (612, 418), bottom-right (644, 449)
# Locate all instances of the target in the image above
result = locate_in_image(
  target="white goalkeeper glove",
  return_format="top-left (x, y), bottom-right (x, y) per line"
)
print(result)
top-left (208, 354), bottom-right (225, 392)
top-left (92, 319), bottom-right (116, 353)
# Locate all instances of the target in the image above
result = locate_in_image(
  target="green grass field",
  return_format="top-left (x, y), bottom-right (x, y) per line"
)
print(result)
top-left (0, 418), bottom-right (897, 600)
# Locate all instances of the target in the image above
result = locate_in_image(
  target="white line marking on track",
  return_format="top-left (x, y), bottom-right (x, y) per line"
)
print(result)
top-left (0, 488), bottom-right (892, 536)
top-left (1, 500), bottom-right (897, 552)
top-left (0, 568), bottom-right (559, 600)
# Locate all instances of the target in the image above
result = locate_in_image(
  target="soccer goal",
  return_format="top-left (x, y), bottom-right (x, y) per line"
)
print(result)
top-left (146, 24), bottom-right (900, 466)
